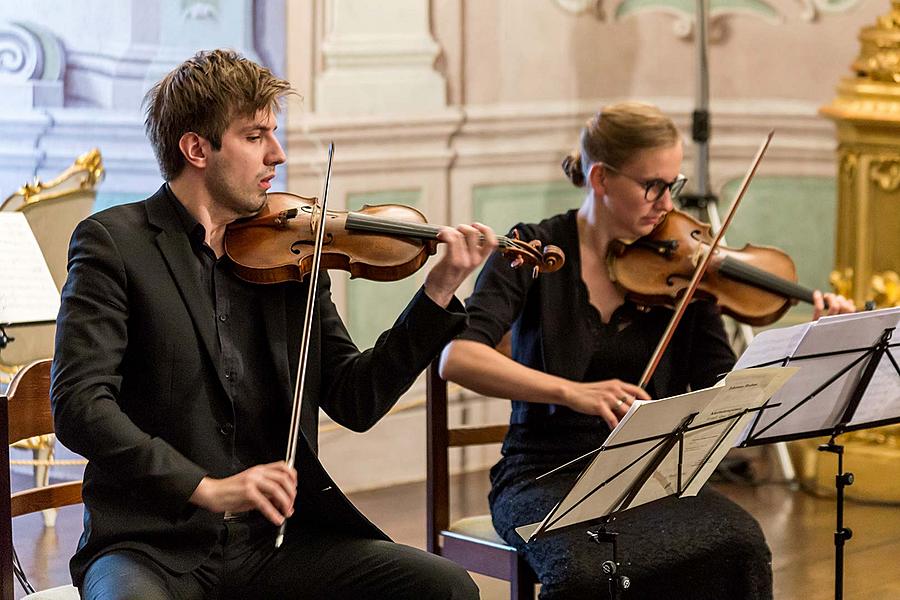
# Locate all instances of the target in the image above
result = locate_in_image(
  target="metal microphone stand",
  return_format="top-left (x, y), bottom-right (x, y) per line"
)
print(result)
top-left (674, 0), bottom-right (796, 484)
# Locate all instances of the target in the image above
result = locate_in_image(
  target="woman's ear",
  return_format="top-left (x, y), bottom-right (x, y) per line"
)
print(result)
top-left (588, 162), bottom-right (606, 196)
top-left (178, 132), bottom-right (209, 170)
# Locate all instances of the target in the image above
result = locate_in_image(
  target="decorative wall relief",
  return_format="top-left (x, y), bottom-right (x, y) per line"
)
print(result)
top-left (181, 0), bottom-right (219, 21)
top-left (0, 21), bottom-right (65, 108)
top-left (553, 0), bottom-right (865, 38)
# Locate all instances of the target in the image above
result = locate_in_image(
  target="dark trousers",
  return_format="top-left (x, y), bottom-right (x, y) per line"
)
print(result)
top-left (81, 514), bottom-right (478, 600)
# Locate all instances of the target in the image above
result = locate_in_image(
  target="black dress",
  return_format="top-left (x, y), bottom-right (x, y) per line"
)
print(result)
top-left (457, 210), bottom-right (772, 599)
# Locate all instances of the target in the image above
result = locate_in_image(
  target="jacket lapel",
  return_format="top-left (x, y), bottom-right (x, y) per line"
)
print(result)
top-left (145, 188), bottom-right (227, 392)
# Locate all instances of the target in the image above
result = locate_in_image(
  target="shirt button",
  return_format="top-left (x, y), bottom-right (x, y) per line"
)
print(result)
top-left (224, 372), bottom-right (232, 380)
top-left (219, 422), bottom-right (234, 436)
top-left (218, 314), bottom-right (227, 322)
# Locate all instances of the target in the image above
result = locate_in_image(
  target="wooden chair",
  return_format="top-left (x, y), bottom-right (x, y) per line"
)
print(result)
top-left (1, 359), bottom-right (81, 599)
top-left (1, 149), bottom-right (100, 527)
top-left (426, 359), bottom-right (538, 600)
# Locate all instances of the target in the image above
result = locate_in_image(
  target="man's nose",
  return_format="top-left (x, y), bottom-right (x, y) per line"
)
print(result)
top-left (267, 137), bottom-right (286, 166)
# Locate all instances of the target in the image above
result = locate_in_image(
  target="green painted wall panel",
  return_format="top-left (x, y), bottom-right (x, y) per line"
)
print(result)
top-left (472, 181), bottom-right (583, 235)
top-left (720, 176), bottom-right (836, 321)
top-left (344, 189), bottom-right (422, 349)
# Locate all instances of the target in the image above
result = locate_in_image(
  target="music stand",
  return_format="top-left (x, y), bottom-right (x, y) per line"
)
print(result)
top-left (0, 212), bottom-right (60, 384)
top-left (517, 368), bottom-right (795, 598)
top-left (735, 307), bottom-right (900, 600)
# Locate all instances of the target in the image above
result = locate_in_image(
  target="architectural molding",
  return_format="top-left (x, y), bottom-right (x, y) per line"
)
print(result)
top-left (0, 21), bottom-right (65, 109)
top-left (552, 0), bottom-right (865, 39)
top-left (287, 96), bottom-right (837, 205)
top-left (315, 0), bottom-right (447, 115)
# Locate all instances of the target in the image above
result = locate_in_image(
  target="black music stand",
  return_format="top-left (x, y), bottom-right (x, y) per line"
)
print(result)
top-left (518, 369), bottom-right (792, 598)
top-left (737, 308), bottom-right (900, 600)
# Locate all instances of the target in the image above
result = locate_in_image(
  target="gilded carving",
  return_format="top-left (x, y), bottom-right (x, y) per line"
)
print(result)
top-left (870, 157), bottom-right (900, 191)
top-left (816, 3), bottom-right (900, 504)
top-left (871, 270), bottom-right (900, 306)
top-left (829, 268), bottom-right (854, 299)
top-left (839, 149), bottom-right (858, 179)
top-left (8, 148), bottom-right (105, 207)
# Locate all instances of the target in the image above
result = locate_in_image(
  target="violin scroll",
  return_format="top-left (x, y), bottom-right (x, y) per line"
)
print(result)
top-left (501, 230), bottom-right (565, 278)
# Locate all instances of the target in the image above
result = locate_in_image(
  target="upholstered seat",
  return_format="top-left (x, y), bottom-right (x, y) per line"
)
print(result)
top-left (426, 360), bottom-right (538, 599)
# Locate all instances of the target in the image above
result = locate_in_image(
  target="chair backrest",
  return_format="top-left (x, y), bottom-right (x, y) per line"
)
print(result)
top-left (0, 359), bottom-right (82, 600)
top-left (425, 359), bottom-right (508, 553)
top-left (0, 150), bottom-right (103, 381)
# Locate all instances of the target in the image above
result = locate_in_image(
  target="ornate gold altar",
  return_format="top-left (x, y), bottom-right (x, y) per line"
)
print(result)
top-left (803, 1), bottom-right (900, 504)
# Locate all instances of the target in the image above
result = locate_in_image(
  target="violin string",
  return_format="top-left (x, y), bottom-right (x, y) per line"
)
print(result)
top-left (718, 255), bottom-right (813, 303)
top-left (344, 212), bottom-right (538, 257)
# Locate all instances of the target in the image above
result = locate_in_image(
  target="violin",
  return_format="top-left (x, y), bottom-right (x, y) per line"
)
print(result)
top-left (224, 192), bottom-right (565, 284)
top-left (608, 209), bottom-right (816, 327)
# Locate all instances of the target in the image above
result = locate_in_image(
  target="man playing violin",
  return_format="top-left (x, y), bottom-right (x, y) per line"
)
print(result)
top-left (440, 102), bottom-right (853, 599)
top-left (51, 49), bottom-right (492, 599)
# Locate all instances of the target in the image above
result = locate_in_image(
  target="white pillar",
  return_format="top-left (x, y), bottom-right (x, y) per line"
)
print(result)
top-left (315, 0), bottom-right (447, 115)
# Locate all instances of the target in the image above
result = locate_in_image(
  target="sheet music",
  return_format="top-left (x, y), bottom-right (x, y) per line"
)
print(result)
top-left (0, 212), bottom-right (60, 324)
top-left (525, 367), bottom-right (793, 539)
top-left (739, 307), bottom-right (900, 444)
top-left (733, 321), bottom-right (810, 370)
top-left (847, 352), bottom-right (900, 427)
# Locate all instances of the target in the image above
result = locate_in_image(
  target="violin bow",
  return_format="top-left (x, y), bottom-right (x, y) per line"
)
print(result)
top-left (276, 142), bottom-right (335, 548)
top-left (637, 131), bottom-right (774, 390)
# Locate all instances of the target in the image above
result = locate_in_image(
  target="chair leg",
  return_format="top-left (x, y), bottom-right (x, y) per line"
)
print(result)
top-left (33, 441), bottom-right (58, 527)
top-left (511, 556), bottom-right (536, 600)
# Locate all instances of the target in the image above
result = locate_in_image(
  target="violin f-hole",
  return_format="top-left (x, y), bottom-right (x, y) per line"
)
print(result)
top-left (291, 234), bottom-right (334, 255)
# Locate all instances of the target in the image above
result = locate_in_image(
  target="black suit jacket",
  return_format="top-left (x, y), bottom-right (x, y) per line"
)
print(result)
top-left (50, 185), bottom-right (467, 586)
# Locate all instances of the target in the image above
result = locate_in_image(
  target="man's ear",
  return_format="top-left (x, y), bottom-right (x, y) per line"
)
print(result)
top-left (588, 162), bottom-right (606, 196)
top-left (178, 132), bottom-right (209, 170)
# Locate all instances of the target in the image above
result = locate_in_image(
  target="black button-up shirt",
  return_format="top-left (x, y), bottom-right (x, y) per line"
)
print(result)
top-left (166, 186), bottom-right (287, 473)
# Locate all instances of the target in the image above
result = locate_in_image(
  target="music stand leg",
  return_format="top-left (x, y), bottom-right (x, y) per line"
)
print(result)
top-left (588, 526), bottom-right (631, 598)
top-left (818, 440), bottom-right (853, 600)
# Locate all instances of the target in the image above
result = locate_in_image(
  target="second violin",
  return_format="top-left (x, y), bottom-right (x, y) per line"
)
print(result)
top-left (224, 192), bottom-right (565, 284)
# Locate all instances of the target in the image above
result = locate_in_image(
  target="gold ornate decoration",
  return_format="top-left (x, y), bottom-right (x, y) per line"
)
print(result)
top-left (813, 2), bottom-right (900, 505)
top-left (829, 267), bottom-right (854, 299)
top-left (871, 270), bottom-right (900, 306)
top-left (5, 148), bottom-right (105, 209)
top-left (870, 157), bottom-right (900, 191)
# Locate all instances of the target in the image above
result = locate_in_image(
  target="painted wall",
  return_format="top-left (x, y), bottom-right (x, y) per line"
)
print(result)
top-left (288, 0), bottom-right (887, 493)
top-left (2, 1), bottom-right (889, 492)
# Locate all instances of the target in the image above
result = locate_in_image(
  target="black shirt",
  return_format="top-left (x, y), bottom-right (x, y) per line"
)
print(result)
top-left (165, 185), bottom-right (288, 472)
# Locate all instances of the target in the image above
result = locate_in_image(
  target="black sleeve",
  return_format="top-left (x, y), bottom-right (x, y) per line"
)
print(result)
top-left (50, 218), bottom-right (207, 514)
top-left (318, 275), bottom-right (468, 432)
top-left (456, 223), bottom-right (539, 347)
top-left (688, 301), bottom-right (738, 389)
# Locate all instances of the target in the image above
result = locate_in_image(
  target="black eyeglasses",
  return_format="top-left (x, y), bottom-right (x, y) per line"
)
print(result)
top-left (602, 163), bottom-right (688, 203)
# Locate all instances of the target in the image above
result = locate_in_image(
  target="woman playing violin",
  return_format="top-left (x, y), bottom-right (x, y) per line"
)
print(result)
top-left (440, 101), bottom-right (853, 600)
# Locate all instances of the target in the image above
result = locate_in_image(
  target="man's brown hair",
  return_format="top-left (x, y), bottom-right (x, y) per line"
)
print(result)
top-left (143, 49), bottom-right (294, 180)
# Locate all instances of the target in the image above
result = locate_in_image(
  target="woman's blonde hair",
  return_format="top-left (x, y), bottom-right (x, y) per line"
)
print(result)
top-left (144, 49), bottom-right (295, 180)
top-left (562, 102), bottom-right (680, 188)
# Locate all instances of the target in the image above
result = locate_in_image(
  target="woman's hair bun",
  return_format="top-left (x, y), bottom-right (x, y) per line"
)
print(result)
top-left (561, 152), bottom-right (585, 188)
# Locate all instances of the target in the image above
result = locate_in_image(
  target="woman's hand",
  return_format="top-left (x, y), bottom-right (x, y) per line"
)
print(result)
top-left (812, 290), bottom-right (855, 320)
top-left (562, 379), bottom-right (651, 429)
